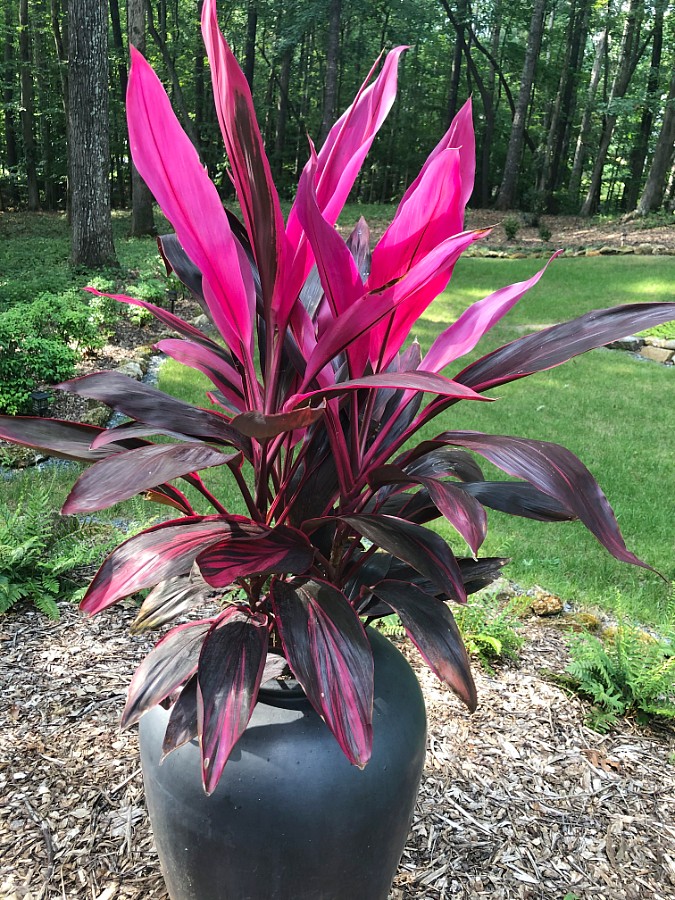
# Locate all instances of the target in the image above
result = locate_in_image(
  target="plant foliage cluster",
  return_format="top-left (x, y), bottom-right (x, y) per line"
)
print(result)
top-left (567, 624), bottom-right (675, 732)
top-left (0, 3), bottom-right (673, 797)
top-left (0, 478), bottom-right (125, 619)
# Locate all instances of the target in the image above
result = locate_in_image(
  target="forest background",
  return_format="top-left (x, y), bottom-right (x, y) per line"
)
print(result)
top-left (2, 0), bottom-right (675, 267)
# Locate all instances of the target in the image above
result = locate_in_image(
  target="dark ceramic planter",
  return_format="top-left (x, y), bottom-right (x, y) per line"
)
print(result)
top-left (139, 627), bottom-right (427, 900)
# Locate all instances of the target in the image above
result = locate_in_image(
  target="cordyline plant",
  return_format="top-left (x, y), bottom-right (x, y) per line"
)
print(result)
top-left (2, 0), bottom-right (674, 795)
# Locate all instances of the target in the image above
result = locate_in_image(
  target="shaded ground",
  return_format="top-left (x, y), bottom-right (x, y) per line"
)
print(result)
top-left (2, 602), bottom-right (673, 899)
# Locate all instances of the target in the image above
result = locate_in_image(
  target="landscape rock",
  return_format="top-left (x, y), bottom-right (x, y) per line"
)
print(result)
top-left (0, 444), bottom-right (47, 469)
top-left (529, 587), bottom-right (564, 617)
top-left (81, 402), bottom-right (111, 427)
top-left (605, 335), bottom-right (644, 352)
top-left (114, 361), bottom-right (144, 381)
top-left (640, 345), bottom-right (675, 364)
top-left (636, 243), bottom-right (654, 255)
top-left (598, 245), bottom-right (619, 255)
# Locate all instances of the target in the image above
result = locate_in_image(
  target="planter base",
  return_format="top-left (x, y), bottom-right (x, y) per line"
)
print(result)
top-left (139, 628), bottom-right (427, 900)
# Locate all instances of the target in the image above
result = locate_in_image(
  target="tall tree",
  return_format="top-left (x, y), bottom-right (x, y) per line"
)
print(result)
top-left (3, 3), bottom-right (19, 208)
top-left (635, 65), bottom-right (675, 215)
top-left (128, 0), bottom-right (155, 235)
top-left (580, 0), bottom-right (644, 216)
top-left (19, 0), bottom-right (40, 210)
top-left (495, 0), bottom-right (547, 210)
top-left (244, 0), bottom-right (258, 90)
top-left (69, 0), bottom-right (117, 266)
top-left (318, 0), bottom-right (341, 145)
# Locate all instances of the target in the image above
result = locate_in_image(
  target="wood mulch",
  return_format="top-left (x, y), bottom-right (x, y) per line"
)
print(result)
top-left (2, 602), bottom-right (674, 900)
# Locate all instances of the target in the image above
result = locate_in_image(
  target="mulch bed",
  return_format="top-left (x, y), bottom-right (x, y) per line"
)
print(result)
top-left (2, 602), bottom-right (674, 900)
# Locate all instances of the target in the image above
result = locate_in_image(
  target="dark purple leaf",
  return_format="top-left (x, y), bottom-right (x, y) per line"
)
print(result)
top-left (63, 443), bottom-right (235, 514)
top-left (162, 673), bottom-right (199, 759)
top-left (80, 516), bottom-right (247, 614)
top-left (231, 404), bottom-right (325, 439)
top-left (455, 480), bottom-right (575, 521)
top-left (121, 619), bottom-right (213, 729)
top-left (367, 466), bottom-right (487, 554)
top-left (456, 302), bottom-right (675, 391)
top-left (130, 568), bottom-right (212, 634)
top-left (141, 484), bottom-right (195, 515)
top-left (90, 421), bottom-right (195, 450)
top-left (292, 370), bottom-right (490, 406)
top-left (57, 372), bottom-right (251, 455)
top-left (0, 416), bottom-right (146, 462)
top-left (197, 607), bottom-right (268, 794)
top-left (397, 445), bottom-right (484, 482)
top-left (343, 514), bottom-right (466, 602)
top-left (157, 234), bottom-right (205, 303)
top-left (155, 339), bottom-right (245, 410)
top-left (196, 524), bottom-right (314, 588)
top-left (371, 580), bottom-right (477, 711)
top-left (270, 578), bottom-right (373, 768)
top-left (439, 431), bottom-right (655, 571)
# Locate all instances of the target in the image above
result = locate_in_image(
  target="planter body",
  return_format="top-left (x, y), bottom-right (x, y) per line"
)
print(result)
top-left (139, 628), bottom-right (427, 900)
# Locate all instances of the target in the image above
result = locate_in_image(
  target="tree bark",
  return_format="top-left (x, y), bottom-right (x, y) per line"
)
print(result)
top-left (635, 66), bottom-right (675, 215)
top-left (129, 0), bottom-right (156, 236)
top-left (273, 45), bottom-right (293, 182)
top-left (50, 0), bottom-right (70, 216)
top-left (244, 0), bottom-right (257, 91)
top-left (623, 0), bottom-right (665, 211)
top-left (69, 0), bottom-right (117, 266)
top-left (3, 3), bottom-right (19, 207)
top-left (318, 0), bottom-right (341, 145)
top-left (495, 0), bottom-right (547, 210)
top-left (568, 29), bottom-right (605, 200)
top-left (19, 0), bottom-right (41, 211)
top-left (580, 0), bottom-right (643, 216)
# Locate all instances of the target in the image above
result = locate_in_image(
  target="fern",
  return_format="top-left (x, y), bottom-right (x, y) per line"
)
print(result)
top-left (453, 591), bottom-right (524, 673)
top-left (567, 624), bottom-right (675, 731)
top-left (0, 475), bottom-right (128, 619)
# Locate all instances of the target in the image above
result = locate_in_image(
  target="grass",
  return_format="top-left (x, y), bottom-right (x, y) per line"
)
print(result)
top-left (157, 254), bottom-right (675, 628)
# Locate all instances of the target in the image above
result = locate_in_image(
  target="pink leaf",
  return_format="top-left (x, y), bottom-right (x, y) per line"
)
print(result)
top-left (422, 253), bottom-right (561, 373)
top-left (201, 0), bottom-right (286, 313)
top-left (126, 48), bottom-right (254, 361)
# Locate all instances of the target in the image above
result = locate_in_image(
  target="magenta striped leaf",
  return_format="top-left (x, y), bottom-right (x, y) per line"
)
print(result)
top-left (343, 514), bottom-right (466, 603)
top-left (370, 580), bottom-right (477, 711)
top-left (156, 339), bottom-right (245, 411)
top-left (455, 301), bottom-right (675, 391)
top-left (202, 0), bottom-right (285, 313)
top-left (57, 372), bottom-right (251, 455)
top-left (270, 578), bottom-right (373, 768)
top-left (196, 524), bottom-right (314, 588)
top-left (367, 466), bottom-right (487, 554)
top-left (139, 484), bottom-right (195, 515)
top-left (439, 431), bottom-right (655, 570)
top-left (80, 516), bottom-right (246, 614)
top-left (127, 47), bottom-right (254, 359)
top-left (121, 618), bottom-right (214, 729)
top-left (197, 607), bottom-right (269, 794)
top-left (157, 234), bottom-right (205, 304)
top-left (62, 443), bottom-right (235, 514)
top-left (290, 370), bottom-right (489, 407)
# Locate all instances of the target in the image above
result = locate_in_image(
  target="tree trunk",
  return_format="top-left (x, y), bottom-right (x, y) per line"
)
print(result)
top-left (273, 45), bottom-right (293, 182)
top-left (580, 0), bottom-right (643, 216)
top-left (129, 0), bottom-right (156, 236)
top-left (3, 3), bottom-right (19, 207)
top-left (50, 0), bottom-right (70, 216)
top-left (447, 0), bottom-right (468, 123)
top-left (195, 0), bottom-right (205, 137)
top-left (69, 0), bottom-right (117, 266)
top-left (495, 0), bottom-right (547, 210)
top-left (318, 0), bottom-right (341, 145)
top-left (35, 0), bottom-right (57, 209)
top-left (636, 67), bottom-right (675, 215)
top-left (568, 30), bottom-right (604, 200)
top-left (623, 0), bottom-right (665, 211)
top-left (19, 0), bottom-right (41, 211)
top-left (244, 0), bottom-right (257, 91)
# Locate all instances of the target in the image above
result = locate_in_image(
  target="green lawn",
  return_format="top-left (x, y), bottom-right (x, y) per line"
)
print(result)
top-left (158, 254), bottom-right (675, 627)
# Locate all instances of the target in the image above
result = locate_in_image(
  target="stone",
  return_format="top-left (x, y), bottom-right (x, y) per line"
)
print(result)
top-left (529, 588), bottom-right (564, 617)
top-left (598, 245), bottom-right (619, 255)
top-left (0, 444), bottom-right (47, 469)
top-left (605, 335), bottom-right (644, 352)
top-left (643, 337), bottom-right (675, 350)
top-left (81, 403), bottom-right (111, 428)
top-left (585, 249), bottom-right (601, 257)
top-left (636, 243), bottom-right (654, 255)
top-left (114, 361), bottom-right (144, 380)
top-left (640, 345), bottom-right (675, 364)
top-left (616, 246), bottom-right (635, 254)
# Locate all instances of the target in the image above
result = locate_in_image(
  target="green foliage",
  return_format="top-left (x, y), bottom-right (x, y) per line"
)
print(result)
top-left (0, 321), bottom-right (76, 414)
top-left (374, 614), bottom-right (406, 637)
top-left (0, 478), bottom-right (124, 619)
top-left (566, 624), bottom-right (675, 731)
top-left (503, 216), bottom-right (521, 242)
top-left (453, 592), bottom-right (524, 673)
top-left (538, 224), bottom-right (552, 242)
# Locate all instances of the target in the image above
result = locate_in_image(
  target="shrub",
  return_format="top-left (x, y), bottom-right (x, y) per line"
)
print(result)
top-left (0, 323), bottom-right (76, 414)
top-left (566, 624), bottom-right (675, 731)
top-left (539, 224), bottom-right (552, 242)
top-left (503, 216), bottom-right (520, 241)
